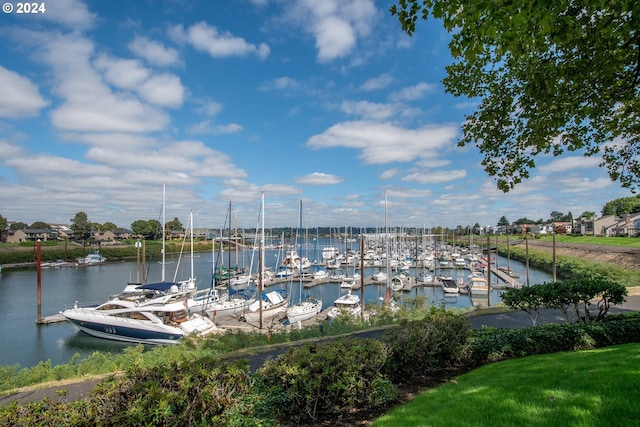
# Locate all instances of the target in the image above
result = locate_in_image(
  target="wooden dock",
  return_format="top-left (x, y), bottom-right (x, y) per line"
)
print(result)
top-left (36, 313), bottom-right (67, 324)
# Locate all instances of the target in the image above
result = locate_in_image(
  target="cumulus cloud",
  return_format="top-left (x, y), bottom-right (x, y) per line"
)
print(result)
top-left (295, 172), bottom-right (343, 185)
top-left (0, 67), bottom-right (48, 118)
top-left (169, 22), bottom-right (270, 59)
top-left (287, 0), bottom-right (377, 62)
top-left (401, 169), bottom-right (467, 184)
top-left (389, 82), bottom-right (437, 102)
top-left (33, 32), bottom-right (170, 132)
top-left (137, 74), bottom-right (185, 108)
top-left (340, 100), bottom-right (397, 121)
top-left (187, 120), bottom-right (243, 135)
top-left (129, 36), bottom-right (180, 67)
top-left (40, 0), bottom-right (97, 31)
top-left (360, 73), bottom-right (393, 91)
top-left (306, 120), bottom-right (459, 164)
top-left (538, 156), bottom-right (602, 173)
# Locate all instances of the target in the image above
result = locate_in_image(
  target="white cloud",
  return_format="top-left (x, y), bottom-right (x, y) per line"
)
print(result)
top-left (194, 99), bottom-right (224, 116)
top-left (361, 73), bottom-right (393, 91)
top-left (401, 169), bottom-right (467, 184)
top-left (187, 120), bottom-right (243, 135)
top-left (307, 120), bottom-right (459, 164)
top-left (94, 56), bottom-right (150, 90)
top-left (128, 36), bottom-right (180, 67)
top-left (138, 73), bottom-right (185, 108)
top-left (34, 33), bottom-right (171, 132)
top-left (287, 0), bottom-right (377, 62)
top-left (169, 22), bottom-right (270, 59)
top-left (0, 67), bottom-right (47, 118)
top-left (389, 82), bottom-right (437, 102)
top-left (538, 156), bottom-right (602, 173)
top-left (340, 100), bottom-right (397, 120)
top-left (40, 0), bottom-right (97, 31)
top-left (295, 172), bottom-right (343, 185)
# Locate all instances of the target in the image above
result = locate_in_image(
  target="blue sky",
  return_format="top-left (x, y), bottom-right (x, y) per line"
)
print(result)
top-left (0, 0), bottom-right (633, 230)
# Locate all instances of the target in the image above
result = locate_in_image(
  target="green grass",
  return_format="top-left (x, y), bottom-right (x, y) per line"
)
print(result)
top-left (534, 235), bottom-right (640, 247)
top-left (373, 343), bottom-right (640, 427)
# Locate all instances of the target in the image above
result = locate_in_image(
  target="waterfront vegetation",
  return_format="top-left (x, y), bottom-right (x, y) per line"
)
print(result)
top-left (2, 309), bottom-right (639, 425)
top-left (2, 278), bottom-right (640, 425)
top-left (1, 240), bottom-right (640, 424)
top-left (373, 342), bottom-right (640, 427)
top-left (0, 240), bottom-right (213, 265)
top-left (495, 243), bottom-right (640, 289)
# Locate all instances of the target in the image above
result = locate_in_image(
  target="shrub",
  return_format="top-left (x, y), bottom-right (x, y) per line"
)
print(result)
top-left (381, 307), bottom-right (471, 383)
top-left (502, 278), bottom-right (628, 324)
top-left (254, 338), bottom-right (396, 424)
top-left (468, 314), bottom-right (640, 367)
top-left (89, 356), bottom-right (252, 426)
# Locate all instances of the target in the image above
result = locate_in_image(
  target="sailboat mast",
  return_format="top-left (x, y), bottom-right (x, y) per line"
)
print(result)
top-left (190, 210), bottom-right (194, 282)
top-left (227, 201), bottom-right (231, 283)
top-left (259, 192), bottom-right (265, 330)
top-left (162, 184), bottom-right (166, 283)
top-left (298, 200), bottom-right (303, 304)
top-left (385, 192), bottom-right (391, 303)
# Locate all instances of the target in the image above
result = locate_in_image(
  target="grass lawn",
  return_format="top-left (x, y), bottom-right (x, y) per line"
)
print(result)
top-left (373, 343), bottom-right (640, 427)
top-left (535, 235), bottom-right (640, 247)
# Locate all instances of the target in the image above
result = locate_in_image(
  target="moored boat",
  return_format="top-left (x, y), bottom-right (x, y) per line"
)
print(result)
top-left (62, 292), bottom-right (220, 345)
top-left (327, 290), bottom-right (361, 319)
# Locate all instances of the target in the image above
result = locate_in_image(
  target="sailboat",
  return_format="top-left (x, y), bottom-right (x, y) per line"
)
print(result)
top-left (189, 208), bottom-right (253, 319)
top-left (286, 200), bottom-right (323, 324)
top-left (243, 193), bottom-right (289, 324)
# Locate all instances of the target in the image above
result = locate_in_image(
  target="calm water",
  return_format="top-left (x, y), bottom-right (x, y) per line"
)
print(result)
top-left (0, 242), bottom-right (552, 368)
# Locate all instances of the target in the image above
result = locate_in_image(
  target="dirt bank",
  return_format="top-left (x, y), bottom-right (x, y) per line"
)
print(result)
top-left (513, 240), bottom-right (640, 271)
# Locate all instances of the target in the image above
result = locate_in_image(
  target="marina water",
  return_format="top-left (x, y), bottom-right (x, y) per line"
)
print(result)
top-left (0, 244), bottom-right (552, 368)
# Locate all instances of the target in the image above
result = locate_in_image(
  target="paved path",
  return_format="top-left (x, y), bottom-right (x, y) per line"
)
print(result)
top-left (2, 295), bottom-right (640, 408)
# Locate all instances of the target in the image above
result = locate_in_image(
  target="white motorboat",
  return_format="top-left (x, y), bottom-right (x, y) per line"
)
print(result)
top-left (322, 246), bottom-right (339, 261)
top-left (468, 274), bottom-right (489, 295)
top-left (441, 278), bottom-right (460, 294)
top-left (77, 252), bottom-right (106, 264)
top-left (340, 276), bottom-right (355, 289)
top-left (327, 290), bottom-right (361, 319)
top-left (62, 291), bottom-right (220, 345)
top-left (312, 267), bottom-right (329, 280)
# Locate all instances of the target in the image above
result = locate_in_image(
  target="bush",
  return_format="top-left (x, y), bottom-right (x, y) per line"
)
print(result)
top-left (254, 338), bottom-right (396, 424)
top-left (468, 313), bottom-right (640, 367)
top-left (381, 307), bottom-right (471, 383)
top-left (501, 278), bottom-right (628, 324)
top-left (89, 356), bottom-right (252, 426)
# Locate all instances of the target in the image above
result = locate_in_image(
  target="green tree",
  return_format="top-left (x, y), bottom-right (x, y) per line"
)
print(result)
top-left (30, 221), bottom-right (51, 229)
top-left (131, 219), bottom-right (162, 240)
top-left (549, 211), bottom-right (565, 222)
top-left (602, 196), bottom-right (640, 216)
top-left (497, 216), bottom-right (509, 226)
top-left (0, 214), bottom-right (6, 242)
top-left (70, 212), bottom-right (91, 242)
top-left (100, 222), bottom-right (118, 232)
top-left (581, 211), bottom-right (597, 220)
top-left (166, 217), bottom-right (184, 232)
top-left (9, 222), bottom-right (28, 230)
top-left (390, 1), bottom-right (640, 192)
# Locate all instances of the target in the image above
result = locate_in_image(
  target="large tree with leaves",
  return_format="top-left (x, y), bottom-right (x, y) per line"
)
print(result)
top-left (70, 212), bottom-right (91, 242)
top-left (390, 1), bottom-right (640, 192)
